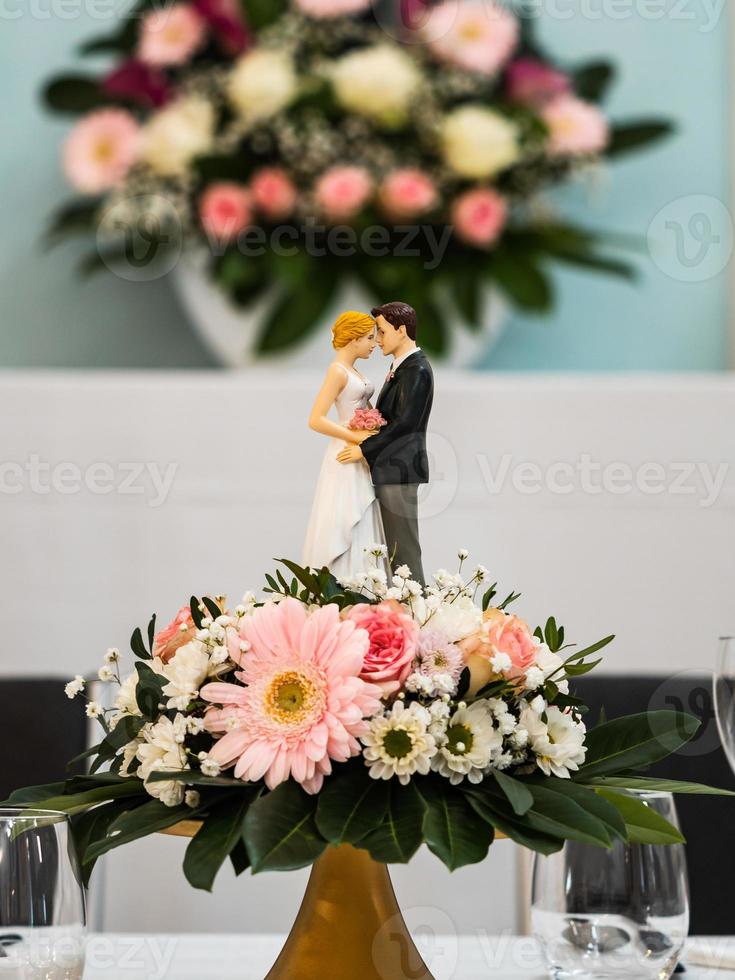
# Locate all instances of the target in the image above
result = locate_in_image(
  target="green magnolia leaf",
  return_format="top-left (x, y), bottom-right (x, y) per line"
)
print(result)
top-left (244, 781), bottom-right (326, 873)
top-left (70, 800), bottom-right (136, 887)
top-left (573, 61), bottom-right (616, 102)
top-left (240, 0), bottom-right (287, 29)
top-left (4, 782), bottom-right (67, 806)
top-left (146, 770), bottom-right (257, 789)
top-left (229, 838), bottom-right (250, 876)
top-left (184, 795), bottom-right (255, 891)
top-left (607, 120), bottom-right (675, 158)
top-left (357, 783), bottom-right (425, 864)
top-left (135, 661), bottom-right (166, 719)
top-left (24, 780), bottom-right (146, 817)
top-left (595, 790), bottom-right (685, 845)
top-left (44, 76), bottom-right (106, 114)
top-left (524, 783), bottom-right (612, 847)
top-left (578, 710), bottom-right (700, 780)
top-left (549, 251), bottom-right (636, 281)
top-left (464, 789), bottom-right (564, 856)
top-left (78, 20), bottom-right (139, 56)
top-left (526, 779), bottom-right (627, 843)
top-left (130, 626), bottom-right (151, 660)
top-left (85, 799), bottom-right (194, 863)
top-left (580, 776), bottom-right (735, 797)
top-left (45, 199), bottom-right (100, 245)
top-left (418, 779), bottom-right (494, 870)
top-left (492, 770), bottom-right (533, 817)
top-left (450, 268), bottom-right (482, 329)
top-left (489, 251), bottom-right (553, 312)
top-left (257, 272), bottom-right (338, 353)
top-left (315, 763), bottom-right (391, 845)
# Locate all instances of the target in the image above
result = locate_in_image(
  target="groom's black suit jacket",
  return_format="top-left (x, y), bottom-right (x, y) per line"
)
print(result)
top-left (361, 349), bottom-right (434, 486)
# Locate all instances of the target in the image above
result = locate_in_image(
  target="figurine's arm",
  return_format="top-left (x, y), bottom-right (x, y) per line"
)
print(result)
top-left (308, 365), bottom-right (372, 445)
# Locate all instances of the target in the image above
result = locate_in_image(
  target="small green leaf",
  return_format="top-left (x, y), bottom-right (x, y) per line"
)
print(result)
top-left (464, 790), bottom-right (563, 856)
top-left (357, 783), bottom-right (425, 864)
top-left (607, 120), bottom-right (675, 158)
top-left (492, 770), bottom-right (533, 817)
top-left (490, 251), bottom-right (553, 312)
top-left (244, 781), bottom-right (326, 873)
top-left (85, 799), bottom-right (194, 862)
top-left (257, 272), bottom-right (338, 354)
top-left (419, 778), bottom-right (494, 870)
top-left (135, 661), bottom-right (166, 719)
top-left (44, 76), bottom-right (106, 114)
top-left (184, 795), bottom-right (255, 891)
top-left (572, 61), bottom-right (616, 101)
top-left (130, 626), bottom-right (151, 660)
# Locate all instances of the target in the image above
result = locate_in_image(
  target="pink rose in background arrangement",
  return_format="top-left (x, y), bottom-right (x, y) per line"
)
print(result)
top-left (349, 407), bottom-right (387, 431)
top-left (425, 1), bottom-right (519, 76)
top-left (199, 183), bottom-right (252, 243)
top-left (200, 598), bottom-right (382, 793)
top-left (452, 187), bottom-right (507, 248)
top-left (193, 0), bottom-right (250, 55)
top-left (543, 95), bottom-right (609, 157)
top-left (138, 4), bottom-right (207, 67)
top-left (250, 167), bottom-right (298, 220)
top-left (294, 0), bottom-right (372, 17)
top-left (345, 600), bottom-right (419, 694)
top-left (63, 109), bottom-right (140, 193)
top-left (153, 604), bottom-right (196, 663)
top-left (505, 57), bottom-right (571, 108)
top-left (314, 166), bottom-right (373, 221)
top-left (379, 168), bottom-right (437, 219)
top-left (102, 60), bottom-right (171, 109)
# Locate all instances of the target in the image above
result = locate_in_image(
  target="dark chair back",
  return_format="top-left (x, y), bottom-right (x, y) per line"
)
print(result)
top-left (574, 673), bottom-right (735, 935)
top-left (0, 678), bottom-right (88, 801)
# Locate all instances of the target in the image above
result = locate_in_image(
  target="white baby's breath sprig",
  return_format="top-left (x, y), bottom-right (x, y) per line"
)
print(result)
top-left (64, 675), bottom-right (86, 699)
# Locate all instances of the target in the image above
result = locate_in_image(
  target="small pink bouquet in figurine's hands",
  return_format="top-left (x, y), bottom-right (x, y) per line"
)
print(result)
top-left (349, 407), bottom-right (387, 431)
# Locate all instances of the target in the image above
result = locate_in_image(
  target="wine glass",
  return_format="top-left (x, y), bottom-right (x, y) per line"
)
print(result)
top-left (0, 809), bottom-right (86, 979)
top-left (531, 791), bottom-right (689, 980)
top-left (713, 636), bottom-right (735, 774)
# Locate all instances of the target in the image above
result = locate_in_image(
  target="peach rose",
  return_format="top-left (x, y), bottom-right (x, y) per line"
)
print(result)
top-left (460, 608), bottom-right (538, 695)
top-left (250, 167), bottom-right (298, 220)
top-left (153, 605), bottom-right (196, 663)
top-left (344, 600), bottom-right (419, 695)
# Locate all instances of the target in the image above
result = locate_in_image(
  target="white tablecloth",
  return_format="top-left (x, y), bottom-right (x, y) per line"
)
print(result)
top-left (82, 934), bottom-right (735, 978)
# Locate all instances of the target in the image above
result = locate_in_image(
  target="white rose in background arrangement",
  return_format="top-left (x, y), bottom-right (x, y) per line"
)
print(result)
top-left (329, 45), bottom-right (422, 127)
top-left (519, 703), bottom-right (587, 778)
top-left (442, 105), bottom-right (519, 179)
top-left (425, 594), bottom-right (482, 643)
top-left (141, 96), bottom-right (215, 177)
top-left (229, 49), bottom-right (298, 122)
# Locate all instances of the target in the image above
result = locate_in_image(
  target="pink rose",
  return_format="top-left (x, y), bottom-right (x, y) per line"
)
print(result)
top-left (250, 167), bottom-right (298, 220)
top-left (314, 166), bottom-right (373, 221)
top-left (199, 183), bottom-right (253, 243)
top-left (138, 5), bottom-right (207, 67)
top-left (542, 95), bottom-right (609, 157)
top-left (425, 1), bottom-right (518, 76)
top-left (63, 109), bottom-right (140, 194)
top-left (505, 57), bottom-right (570, 108)
top-left (460, 608), bottom-right (538, 694)
top-left (345, 600), bottom-right (419, 695)
top-left (379, 168), bottom-right (437, 219)
top-left (452, 188), bottom-right (507, 248)
top-left (153, 605), bottom-right (196, 663)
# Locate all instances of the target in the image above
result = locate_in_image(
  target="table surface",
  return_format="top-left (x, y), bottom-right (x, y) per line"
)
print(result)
top-left (81, 934), bottom-right (735, 979)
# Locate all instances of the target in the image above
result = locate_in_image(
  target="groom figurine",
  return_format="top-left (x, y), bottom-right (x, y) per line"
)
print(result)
top-left (337, 301), bottom-right (434, 585)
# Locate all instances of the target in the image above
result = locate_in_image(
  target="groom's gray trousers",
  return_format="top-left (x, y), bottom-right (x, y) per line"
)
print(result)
top-left (375, 484), bottom-right (425, 587)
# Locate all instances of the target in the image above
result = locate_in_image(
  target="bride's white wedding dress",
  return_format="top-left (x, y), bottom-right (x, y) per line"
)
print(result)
top-left (303, 364), bottom-right (387, 580)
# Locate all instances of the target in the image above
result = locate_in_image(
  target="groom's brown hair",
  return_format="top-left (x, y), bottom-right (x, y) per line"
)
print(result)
top-left (370, 302), bottom-right (418, 341)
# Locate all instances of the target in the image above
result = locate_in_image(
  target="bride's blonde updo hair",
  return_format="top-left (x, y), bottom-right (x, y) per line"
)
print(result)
top-left (331, 310), bottom-right (375, 350)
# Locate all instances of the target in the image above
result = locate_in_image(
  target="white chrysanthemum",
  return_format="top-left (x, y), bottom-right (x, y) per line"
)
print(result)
top-left (362, 701), bottom-right (436, 784)
top-left (160, 640), bottom-right (212, 710)
top-left (519, 703), bottom-right (587, 779)
top-left (425, 594), bottom-right (482, 642)
top-left (229, 49), bottom-right (298, 122)
top-left (442, 105), bottom-right (519, 179)
top-left (141, 96), bottom-right (214, 177)
top-left (65, 675), bottom-right (86, 699)
top-left (329, 45), bottom-right (422, 127)
top-left (432, 701), bottom-right (503, 785)
top-left (137, 715), bottom-right (188, 806)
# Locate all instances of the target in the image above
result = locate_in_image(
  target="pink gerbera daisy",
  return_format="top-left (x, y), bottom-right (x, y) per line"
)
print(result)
top-left (200, 598), bottom-right (382, 794)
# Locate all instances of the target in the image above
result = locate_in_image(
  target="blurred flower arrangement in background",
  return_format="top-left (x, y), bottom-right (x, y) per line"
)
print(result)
top-left (44, 0), bottom-right (672, 355)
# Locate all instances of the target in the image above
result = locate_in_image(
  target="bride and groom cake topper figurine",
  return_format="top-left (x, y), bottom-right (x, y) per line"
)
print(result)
top-left (303, 301), bottom-right (434, 586)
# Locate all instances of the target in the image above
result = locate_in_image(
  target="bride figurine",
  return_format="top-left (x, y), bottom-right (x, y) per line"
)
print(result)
top-left (303, 311), bottom-right (387, 580)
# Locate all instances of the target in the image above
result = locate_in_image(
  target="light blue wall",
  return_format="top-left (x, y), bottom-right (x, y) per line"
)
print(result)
top-left (0, 4), bottom-right (730, 370)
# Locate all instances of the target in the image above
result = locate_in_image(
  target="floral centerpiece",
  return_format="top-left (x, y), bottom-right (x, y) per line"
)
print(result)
top-left (10, 548), bottom-right (727, 895)
top-left (44, 0), bottom-right (671, 355)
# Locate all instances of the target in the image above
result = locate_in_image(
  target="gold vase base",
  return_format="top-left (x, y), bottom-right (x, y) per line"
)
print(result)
top-left (265, 844), bottom-right (435, 980)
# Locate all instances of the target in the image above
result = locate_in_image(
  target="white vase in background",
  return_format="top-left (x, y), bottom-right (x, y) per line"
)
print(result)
top-left (171, 251), bottom-right (507, 369)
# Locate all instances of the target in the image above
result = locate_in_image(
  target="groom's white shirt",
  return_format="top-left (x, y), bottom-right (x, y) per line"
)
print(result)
top-left (390, 346), bottom-right (421, 375)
